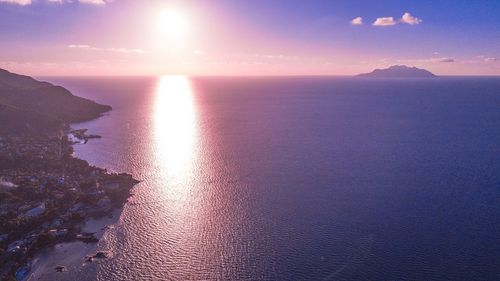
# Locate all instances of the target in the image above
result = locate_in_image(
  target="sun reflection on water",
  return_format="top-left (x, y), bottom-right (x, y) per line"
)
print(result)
top-left (153, 75), bottom-right (197, 184)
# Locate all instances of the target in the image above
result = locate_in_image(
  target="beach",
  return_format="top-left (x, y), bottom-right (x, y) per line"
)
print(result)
top-left (25, 208), bottom-right (123, 281)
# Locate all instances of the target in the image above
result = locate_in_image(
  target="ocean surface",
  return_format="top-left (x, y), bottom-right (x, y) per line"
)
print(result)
top-left (46, 76), bottom-right (500, 281)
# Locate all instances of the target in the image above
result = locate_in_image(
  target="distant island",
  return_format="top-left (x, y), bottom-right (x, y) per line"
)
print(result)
top-left (0, 69), bottom-right (138, 280)
top-left (356, 65), bottom-right (437, 78)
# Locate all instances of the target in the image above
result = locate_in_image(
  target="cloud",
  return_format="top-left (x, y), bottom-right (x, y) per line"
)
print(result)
top-left (68, 44), bottom-right (144, 54)
top-left (434, 57), bottom-right (455, 63)
top-left (372, 12), bottom-right (422, 26)
top-left (484, 57), bottom-right (499, 62)
top-left (68, 44), bottom-right (93, 49)
top-left (400, 12), bottom-right (422, 25)
top-left (193, 50), bottom-right (204, 56)
top-left (373, 17), bottom-right (397, 26)
top-left (350, 17), bottom-right (363, 25)
top-left (0, 0), bottom-right (32, 5)
top-left (77, 0), bottom-right (106, 5)
top-left (0, 0), bottom-right (107, 5)
top-left (108, 48), bottom-right (144, 54)
top-left (398, 57), bottom-right (456, 64)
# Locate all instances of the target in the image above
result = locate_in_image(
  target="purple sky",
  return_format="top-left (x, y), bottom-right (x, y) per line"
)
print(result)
top-left (0, 0), bottom-right (499, 76)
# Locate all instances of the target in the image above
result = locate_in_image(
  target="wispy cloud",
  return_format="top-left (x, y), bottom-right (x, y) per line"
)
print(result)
top-left (373, 17), bottom-right (397, 26)
top-left (397, 57), bottom-right (456, 64)
top-left (68, 44), bottom-right (144, 54)
top-left (0, 0), bottom-right (31, 5)
top-left (0, 0), bottom-right (107, 5)
top-left (434, 57), bottom-right (455, 63)
top-left (402, 56), bottom-right (499, 65)
top-left (484, 57), bottom-right (499, 62)
top-left (350, 17), bottom-right (363, 25)
top-left (108, 48), bottom-right (144, 54)
top-left (68, 44), bottom-right (94, 49)
top-left (77, 0), bottom-right (106, 4)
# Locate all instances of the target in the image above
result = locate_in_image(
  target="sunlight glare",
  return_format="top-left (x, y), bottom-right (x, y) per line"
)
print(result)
top-left (154, 75), bottom-right (197, 182)
top-left (156, 9), bottom-right (188, 41)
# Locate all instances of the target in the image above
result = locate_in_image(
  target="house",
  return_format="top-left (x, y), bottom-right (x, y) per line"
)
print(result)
top-left (0, 179), bottom-right (17, 193)
top-left (24, 203), bottom-right (46, 219)
top-left (7, 240), bottom-right (25, 254)
top-left (48, 228), bottom-right (68, 238)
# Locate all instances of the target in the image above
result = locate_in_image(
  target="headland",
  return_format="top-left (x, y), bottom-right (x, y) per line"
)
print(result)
top-left (0, 69), bottom-right (138, 280)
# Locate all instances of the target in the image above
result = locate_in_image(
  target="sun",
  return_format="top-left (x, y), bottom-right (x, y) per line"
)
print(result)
top-left (156, 9), bottom-right (188, 40)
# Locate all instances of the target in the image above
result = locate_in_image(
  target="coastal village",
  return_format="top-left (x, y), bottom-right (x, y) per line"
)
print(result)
top-left (0, 131), bottom-right (138, 280)
top-left (0, 68), bottom-right (137, 280)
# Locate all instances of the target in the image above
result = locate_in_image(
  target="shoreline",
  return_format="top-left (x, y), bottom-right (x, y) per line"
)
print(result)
top-left (0, 69), bottom-right (138, 280)
top-left (0, 124), bottom-right (139, 280)
top-left (25, 208), bottom-right (124, 281)
top-left (22, 127), bottom-right (137, 281)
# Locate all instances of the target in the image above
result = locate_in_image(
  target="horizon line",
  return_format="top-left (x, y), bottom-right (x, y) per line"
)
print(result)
top-left (34, 74), bottom-right (500, 78)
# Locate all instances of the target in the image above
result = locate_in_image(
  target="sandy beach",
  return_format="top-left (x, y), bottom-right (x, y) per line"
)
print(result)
top-left (25, 208), bottom-right (123, 281)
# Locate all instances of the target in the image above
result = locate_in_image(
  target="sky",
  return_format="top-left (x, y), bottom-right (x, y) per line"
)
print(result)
top-left (0, 0), bottom-right (499, 76)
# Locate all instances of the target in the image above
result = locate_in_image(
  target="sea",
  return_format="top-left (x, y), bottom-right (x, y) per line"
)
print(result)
top-left (43, 76), bottom-right (500, 281)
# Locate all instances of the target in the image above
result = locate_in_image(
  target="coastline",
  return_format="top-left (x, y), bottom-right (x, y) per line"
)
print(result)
top-left (0, 123), bottom-right (138, 280)
top-left (25, 208), bottom-right (124, 281)
top-left (0, 69), bottom-right (138, 280)
top-left (22, 125), bottom-right (138, 281)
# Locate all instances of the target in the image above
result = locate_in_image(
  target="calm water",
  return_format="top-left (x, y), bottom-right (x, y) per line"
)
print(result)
top-left (47, 76), bottom-right (500, 281)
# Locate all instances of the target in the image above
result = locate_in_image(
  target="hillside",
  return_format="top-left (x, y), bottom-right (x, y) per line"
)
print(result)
top-left (0, 69), bottom-right (111, 135)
